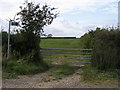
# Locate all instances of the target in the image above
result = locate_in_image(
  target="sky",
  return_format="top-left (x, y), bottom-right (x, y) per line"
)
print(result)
top-left (0, 0), bottom-right (119, 37)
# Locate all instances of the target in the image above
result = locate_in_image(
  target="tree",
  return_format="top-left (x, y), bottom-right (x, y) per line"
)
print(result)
top-left (17, 1), bottom-right (58, 36)
top-left (12, 1), bottom-right (58, 62)
top-left (47, 34), bottom-right (52, 38)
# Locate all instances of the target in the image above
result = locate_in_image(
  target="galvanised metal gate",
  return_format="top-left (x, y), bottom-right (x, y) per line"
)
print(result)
top-left (41, 48), bottom-right (92, 65)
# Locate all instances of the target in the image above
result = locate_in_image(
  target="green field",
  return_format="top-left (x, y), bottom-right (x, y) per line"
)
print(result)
top-left (40, 38), bottom-right (81, 48)
top-left (40, 38), bottom-right (91, 64)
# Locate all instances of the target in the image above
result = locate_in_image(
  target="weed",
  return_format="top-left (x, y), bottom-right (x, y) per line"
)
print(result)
top-left (2, 58), bottom-right (49, 79)
top-left (49, 62), bottom-right (76, 79)
top-left (81, 64), bottom-right (118, 82)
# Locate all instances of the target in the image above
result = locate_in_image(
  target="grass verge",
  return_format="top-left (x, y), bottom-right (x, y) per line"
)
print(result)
top-left (2, 58), bottom-right (49, 79)
top-left (81, 64), bottom-right (118, 86)
top-left (49, 62), bottom-right (77, 79)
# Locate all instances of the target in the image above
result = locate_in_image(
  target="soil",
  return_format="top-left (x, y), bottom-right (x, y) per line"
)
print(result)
top-left (2, 62), bottom-right (119, 88)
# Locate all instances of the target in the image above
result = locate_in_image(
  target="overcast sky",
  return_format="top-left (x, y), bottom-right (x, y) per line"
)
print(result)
top-left (0, 0), bottom-right (119, 37)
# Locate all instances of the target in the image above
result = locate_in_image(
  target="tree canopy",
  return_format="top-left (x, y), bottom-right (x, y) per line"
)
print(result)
top-left (16, 1), bottom-right (58, 37)
top-left (9, 1), bottom-right (58, 63)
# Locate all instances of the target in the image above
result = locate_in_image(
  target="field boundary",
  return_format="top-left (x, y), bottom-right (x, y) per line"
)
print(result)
top-left (41, 48), bottom-right (92, 64)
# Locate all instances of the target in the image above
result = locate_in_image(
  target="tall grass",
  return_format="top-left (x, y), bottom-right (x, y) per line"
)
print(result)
top-left (2, 58), bottom-right (49, 78)
top-left (81, 64), bottom-right (118, 83)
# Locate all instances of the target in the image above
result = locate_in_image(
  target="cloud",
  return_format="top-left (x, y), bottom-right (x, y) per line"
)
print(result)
top-left (43, 16), bottom-right (117, 37)
top-left (0, 0), bottom-right (118, 19)
top-left (37, 0), bottom-right (118, 14)
top-left (102, 4), bottom-right (118, 14)
top-left (0, 0), bottom-right (24, 20)
top-left (0, 0), bottom-right (118, 37)
top-left (0, 18), bottom-right (8, 32)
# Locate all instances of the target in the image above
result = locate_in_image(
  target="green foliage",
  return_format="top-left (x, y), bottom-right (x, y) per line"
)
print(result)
top-left (81, 65), bottom-right (118, 82)
top-left (2, 31), bottom-right (15, 57)
top-left (79, 27), bottom-right (101, 49)
top-left (2, 58), bottom-right (49, 78)
top-left (81, 65), bottom-right (98, 81)
top-left (10, 1), bottom-right (58, 63)
top-left (3, 72), bottom-right (17, 79)
top-left (49, 63), bottom-right (76, 78)
top-left (11, 32), bottom-right (41, 63)
top-left (80, 27), bottom-right (120, 70)
top-left (2, 31), bottom-right (8, 46)
top-left (17, 2), bottom-right (58, 36)
top-left (47, 34), bottom-right (52, 38)
top-left (44, 60), bottom-right (53, 67)
top-left (91, 29), bottom-right (120, 70)
top-left (2, 1), bottom-right (58, 77)
top-left (2, 31), bottom-right (8, 57)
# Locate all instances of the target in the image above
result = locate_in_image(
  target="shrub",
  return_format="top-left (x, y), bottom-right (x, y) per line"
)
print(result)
top-left (2, 31), bottom-right (49, 77)
top-left (81, 64), bottom-right (98, 81)
top-left (79, 27), bottom-right (101, 49)
top-left (80, 27), bottom-right (120, 70)
top-left (2, 32), bottom-right (8, 57)
top-left (91, 29), bottom-right (120, 70)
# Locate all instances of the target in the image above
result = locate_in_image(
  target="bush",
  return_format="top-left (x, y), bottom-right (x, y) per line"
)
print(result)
top-left (91, 29), bottom-right (120, 70)
top-left (80, 28), bottom-right (120, 70)
top-left (81, 64), bottom-right (99, 81)
top-left (2, 31), bottom-right (15, 57)
top-left (2, 32), bottom-right (8, 57)
top-left (2, 31), bottom-right (49, 77)
top-left (79, 27), bottom-right (101, 49)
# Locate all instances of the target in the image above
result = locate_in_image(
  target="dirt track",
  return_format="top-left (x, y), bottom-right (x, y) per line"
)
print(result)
top-left (3, 66), bottom-right (118, 88)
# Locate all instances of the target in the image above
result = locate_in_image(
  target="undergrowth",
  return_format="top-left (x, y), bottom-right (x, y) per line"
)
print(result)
top-left (81, 64), bottom-right (118, 82)
top-left (49, 62), bottom-right (77, 79)
top-left (2, 58), bottom-right (49, 79)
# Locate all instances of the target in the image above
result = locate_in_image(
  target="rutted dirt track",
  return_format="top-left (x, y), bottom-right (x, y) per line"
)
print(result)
top-left (2, 62), bottom-right (118, 88)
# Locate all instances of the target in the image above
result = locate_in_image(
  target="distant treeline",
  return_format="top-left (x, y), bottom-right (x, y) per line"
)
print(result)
top-left (41, 37), bottom-right (76, 39)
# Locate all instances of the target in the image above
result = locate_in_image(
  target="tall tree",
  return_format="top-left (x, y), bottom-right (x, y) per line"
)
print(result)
top-left (17, 1), bottom-right (58, 36)
top-left (13, 1), bottom-right (58, 62)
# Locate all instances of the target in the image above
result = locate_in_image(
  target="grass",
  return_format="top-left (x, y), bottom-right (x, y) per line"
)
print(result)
top-left (3, 38), bottom-right (81, 79)
top-left (41, 38), bottom-right (92, 68)
top-left (3, 72), bottom-right (18, 79)
top-left (2, 58), bottom-right (49, 79)
top-left (41, 38), bottom-right (118, 84)
top-left (40, 38), bottom-right (80, 48)
top-left (49, 62), bottom-right (77, 79)
top-left (3, 37), bottom-right (118, 85)
top-left (81, 64), bottom-right (118, 86)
